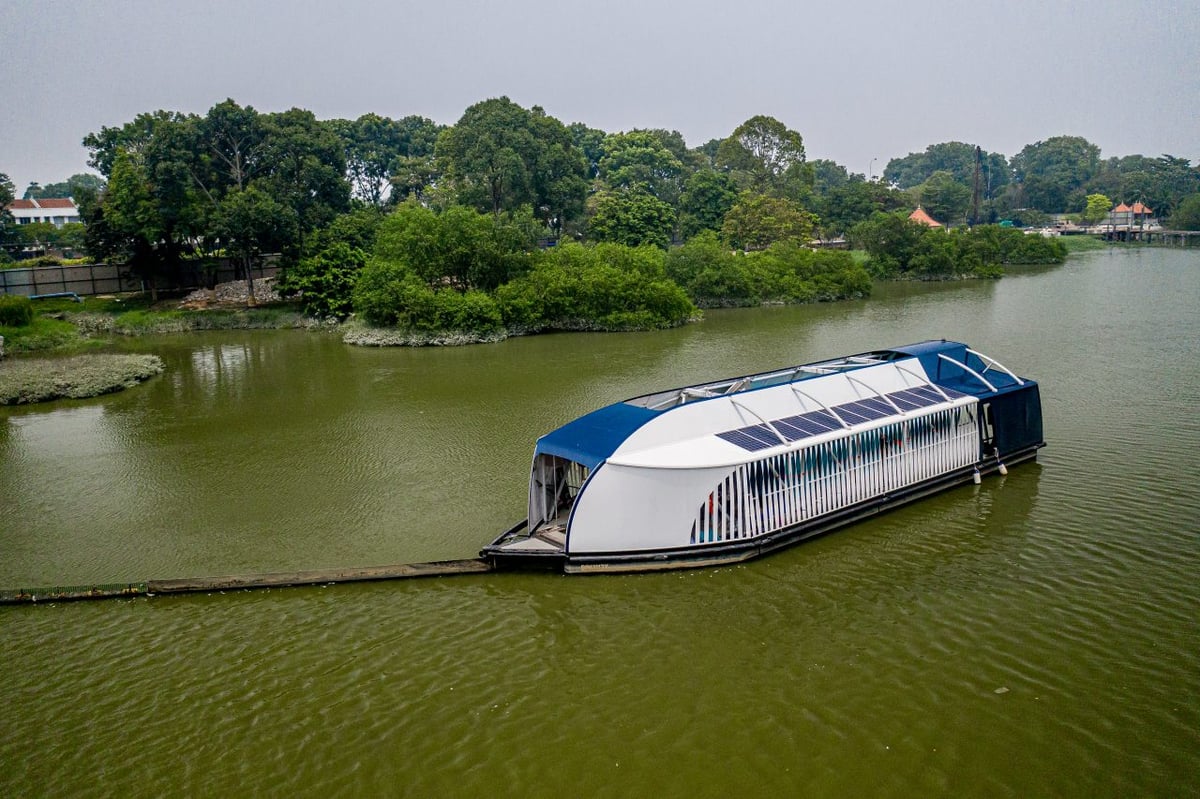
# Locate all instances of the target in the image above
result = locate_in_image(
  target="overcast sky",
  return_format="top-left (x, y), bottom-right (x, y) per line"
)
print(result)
top-left (2, 0), bottom-right (1197, 193)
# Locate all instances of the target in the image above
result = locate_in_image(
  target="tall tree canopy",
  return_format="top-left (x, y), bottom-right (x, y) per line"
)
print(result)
top-left (0, 172), bottom-right (16, 251)
top-left (721, 192), bottom-right (817, 250)
top-left (1091, 154), bottom-right (1199, 218)
top-left (22, 173), bottom-right (106, 200)
top-left (884, 142), bottom-right (1009, 197)
top-left (1169, 194), bottom-right (1200, 230)
top-left (716, 115), bottom-right (808, 196)
top-left (82, 99), bottom-right (351, 300)
top-left (335, 113), bottom-right (440, 206)
top-left (678, 170), bottom-right (738, 239)
top-left (83, 110), bottom-right (203, 294)
top-left (1011, 135), bottom-right (1101, 213)
top-left (437, 97), bottom-right (587, 227)
top-left (919, 171), bottom-right (972, 225)
top-left (598, 130), bottom-right (684, 201)
top-left (588, 187), bottom-right (676, 249)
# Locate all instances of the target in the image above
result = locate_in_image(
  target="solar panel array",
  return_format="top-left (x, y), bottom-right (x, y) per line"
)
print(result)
top-left (716, 384), bottom-right (968, 452)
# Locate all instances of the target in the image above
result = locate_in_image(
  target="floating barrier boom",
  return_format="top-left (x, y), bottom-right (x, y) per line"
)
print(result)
top-left (0, 558), bottom-right (493, 605)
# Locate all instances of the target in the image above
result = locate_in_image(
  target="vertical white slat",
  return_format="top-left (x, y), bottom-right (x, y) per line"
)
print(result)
top-left (737, 470), bottom-right (744, 540)
top-left (767, 455), bottom-right (778, 533)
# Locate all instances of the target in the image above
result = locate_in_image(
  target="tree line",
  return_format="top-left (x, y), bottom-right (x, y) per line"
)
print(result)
top-left (2, 97), bottom-right (1197, 332)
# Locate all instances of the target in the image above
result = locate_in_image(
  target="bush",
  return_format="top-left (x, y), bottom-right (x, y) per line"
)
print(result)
top-left (351, 258), bottom-right (503, 332)
top-left (276, 243), bottom-right (367, 319)
top-left (0, 295), bottom-right (34, 327)
top-left (352, 259), bottom-right (417, 327)
top-left (666, 232), bottom-right (757, 306)
top-left (494, 242), bottom-right (694, 330)
top-left (372, 200), bottom-right (540, 291)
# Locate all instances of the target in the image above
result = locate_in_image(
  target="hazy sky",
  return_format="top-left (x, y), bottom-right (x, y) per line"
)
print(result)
top-left (2, 0), bottom-right (1197, 193)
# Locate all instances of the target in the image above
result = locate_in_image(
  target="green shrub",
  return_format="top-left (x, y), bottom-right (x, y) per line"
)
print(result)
top-left (494, 242), bottom-right (694, 330)
top-left (351, 257), bottom-right (503, 332)
top-left (352, 259), bottom-right (418, 327)
top-left (0, 295), bottom-right (34, 327)
top-left (276, 243), bottom-right (368, 319)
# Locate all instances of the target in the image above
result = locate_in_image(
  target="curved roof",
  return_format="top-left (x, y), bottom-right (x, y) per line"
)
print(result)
top-left (534, 341), bottom-right (1033, 471)
top-left (535, 402), bottom-right (659, 471)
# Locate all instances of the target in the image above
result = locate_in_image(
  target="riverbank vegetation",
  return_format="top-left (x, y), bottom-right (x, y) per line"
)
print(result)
top-left (849, 214), bottom-right (1067, 279)
top-left (5, 96), bottom-right (1194, 344)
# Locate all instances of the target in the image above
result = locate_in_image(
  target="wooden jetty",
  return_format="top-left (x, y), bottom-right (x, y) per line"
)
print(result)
top-left (1099, 228), bottom-right (1200, 246)
top-left (0, 558), bottom-right (494, 606)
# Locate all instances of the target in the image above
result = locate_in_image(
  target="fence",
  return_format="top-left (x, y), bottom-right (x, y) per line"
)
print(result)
top-left (0, 260), bottom-right (279, 298)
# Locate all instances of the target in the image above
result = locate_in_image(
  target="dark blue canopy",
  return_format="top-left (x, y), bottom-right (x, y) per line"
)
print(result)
top-left (534, 402), bottom-right (660, 471)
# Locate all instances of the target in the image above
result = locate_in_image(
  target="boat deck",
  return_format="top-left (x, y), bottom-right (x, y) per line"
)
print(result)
top-left (492, 517), bottom-right (567, 555)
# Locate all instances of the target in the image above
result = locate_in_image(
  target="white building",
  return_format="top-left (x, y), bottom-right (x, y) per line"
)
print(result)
top-left (6, 198), bottom-right (81, 227)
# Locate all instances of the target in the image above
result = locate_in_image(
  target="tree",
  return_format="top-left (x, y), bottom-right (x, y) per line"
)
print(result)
top-left (0, 172), bottom-right (15, 245)
top-left (1169, 193), bottom-right (1200, 230)
top-left (813, 178), bottom-right (908, 238)
top-left (83, 112), bottom-right (203, 297)
top-left (372, 200), bottom-right (538, 291)
top-left (1011, 135), bottom-right (1101, 213)
top-left (258, 108), bottom-right (350, 253)
top-left (437, 98), bottom-right (587, 228)
top-left (528, 108), bottom-right (589, 234)
top-left (23, 173), bottom-right (106, 199)
top-left (196, 99), bottom-right (267, 198)
top-left (810, 159), bottom-right (853, 193)
top-left (720, 192), bottom-right (816, 250)
top-left (213, 185), bottom-right (298, 305)
top-left (275, 242), bottom-right (368, 319)
top-left (336, 113), bottom-right (440, 206)
top-left (1082, 193), bottom-right (1112, 224)
top-left (716, 116), bottom-right (807, 195)
top-left (598, 130), bottom-right (684, 201)
top-left (848, 212), bottom-right (930, 276)
top-left (437, 97), bottom-right (539, 216)
top-left (588, 187), bottom-right (676, 248)
top-left (678, 170), bottom-right (738, 239)
top-left (920, 171), bottom-right (971, 225)
top-left (1091, 154), bottom-right (1199, 218)
top-left (568, 122), bottom-right (608, 180)
top-left (884, 142), bottom-right (1010, 202)
top-left (93, 150), bottom-right (170, 297)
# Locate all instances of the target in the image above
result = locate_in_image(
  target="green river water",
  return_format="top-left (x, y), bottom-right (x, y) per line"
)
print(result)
top-left (2, 247), bottom-right (1198, 797)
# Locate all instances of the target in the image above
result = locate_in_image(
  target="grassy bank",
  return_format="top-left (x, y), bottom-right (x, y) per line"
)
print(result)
top-left (1060, 235), bottom-right (1109, 253)
top-left (0, 296), bottom-right (319, 356)
top-left (0, 354), bottom-right (164, 405)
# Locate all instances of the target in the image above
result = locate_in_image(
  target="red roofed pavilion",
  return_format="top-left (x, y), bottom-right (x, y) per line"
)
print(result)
top-left (908, 206), bottom-right (943, 228)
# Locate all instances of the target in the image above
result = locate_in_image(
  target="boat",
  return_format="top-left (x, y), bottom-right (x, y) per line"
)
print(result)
top-left (482, 340), bottom-right (1044, 573)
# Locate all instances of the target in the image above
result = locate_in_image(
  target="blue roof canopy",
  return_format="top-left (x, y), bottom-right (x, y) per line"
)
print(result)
top-left (890, 340), bottom-right (1029, 396)
top-left (535, 402), bottom-right (659, 471)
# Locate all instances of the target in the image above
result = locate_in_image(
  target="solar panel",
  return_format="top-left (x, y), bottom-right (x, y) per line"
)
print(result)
top-left (716, 430), bottom-right (776, 451)
top-left (772, 419), bottom-right (809, 440)
top-left (858, 396), bottom-right (895, 416)
top-left (891, 389), bottom-right (936, 409)
top-left (715, 380), bottom-right (967, 452)
top-left (807, 410), bottom-right (842, 431)
top-left (888, 392), bottom-right (924, 411)
top-left (745, 424), bottom-right (783, 446)
top-left (843, 400), bottom-right (890, 421)
top-left (832, 403), bottom-right (874, 425)
top-left (905, 385), bottom-right (944, 404)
